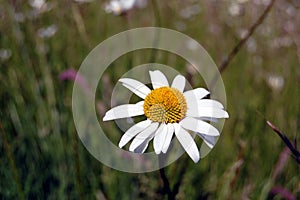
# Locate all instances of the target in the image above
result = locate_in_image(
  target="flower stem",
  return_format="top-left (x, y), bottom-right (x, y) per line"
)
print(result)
top-left (171, 156), bottom-right (188, 198)
top-left (148, 0), bottom-right (162, 63)
top-left (218, 0), bottom-right (277, 73)
top-left (159, 155), bottom-right (190, 200)
top-left (73, 130), bottom-right (84, 200)
top-left (267, 120), bottom-right (300, 164)
top-left (151, 0), bottom-right (162, 27)
top-left (159, 168), bottom-right (174, 199)
top-left (158, 155), bottom-right (174, 199)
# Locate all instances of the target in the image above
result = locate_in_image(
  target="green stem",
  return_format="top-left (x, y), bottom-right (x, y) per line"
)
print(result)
top-left (73, 130), bottom-right (83, 200)
top-left (149, 0), bottom-right (162, 63)
top-left (0, 124), bottom-right (24, 200)
top-left (218, 0), bottom-right (277, 73)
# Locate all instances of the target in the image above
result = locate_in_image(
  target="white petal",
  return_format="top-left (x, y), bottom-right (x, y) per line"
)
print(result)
top-left (149, 70), bottom-right (169, 89)
top-left (186, 107), bottom-right (229, 119)
top-left (162, 124), bottom-right (174, 153)
top-left (119, 78), bottom-right (151, 99)
top-left (184, 88), bottom-right (210, 103)
top-left (199, 134), bottom-right (216, 148)
top-left (174, 123), bottom-right (200, 163)
top-left (198, 117), bottom-right (219, 123)
top-left (103, 101), bottom-right (144, 121)
top-left (197, 99), bottom-right (224, 109)
top-left (129, 122), bottom-right (159, 152)
top-left (153, 123), bottom-right (168, 154)
top-left (133, 137), bottom-right (153, 153)
top-left (135, 101), bottom-right (144, 106)
top-left (180, 117), bottom-right (220, 136)
top-left (171, 75), bottom-right (186, 92)
top-left (119, 120), bottom-right (152, 148)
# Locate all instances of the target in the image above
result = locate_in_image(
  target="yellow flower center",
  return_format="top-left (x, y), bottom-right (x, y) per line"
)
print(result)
top-left (143, 87), bottom-right (187, 123)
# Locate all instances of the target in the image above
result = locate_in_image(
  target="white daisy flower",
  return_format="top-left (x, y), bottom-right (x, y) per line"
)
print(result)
top-left (103, 70), bottom-right (229, 163)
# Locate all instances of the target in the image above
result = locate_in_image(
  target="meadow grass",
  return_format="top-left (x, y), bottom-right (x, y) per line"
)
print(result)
top-left (0, 0), bottom-right (299, 199)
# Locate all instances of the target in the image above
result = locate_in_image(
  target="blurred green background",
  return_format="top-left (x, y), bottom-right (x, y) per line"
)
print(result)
top-left (0, 0), bottom-right (299, 199)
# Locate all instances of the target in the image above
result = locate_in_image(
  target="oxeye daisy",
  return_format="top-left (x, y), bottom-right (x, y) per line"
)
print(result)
top-left (103, 70), bottom-right (229, 163)
top-left (104, 0), bottom-right (136, 15)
